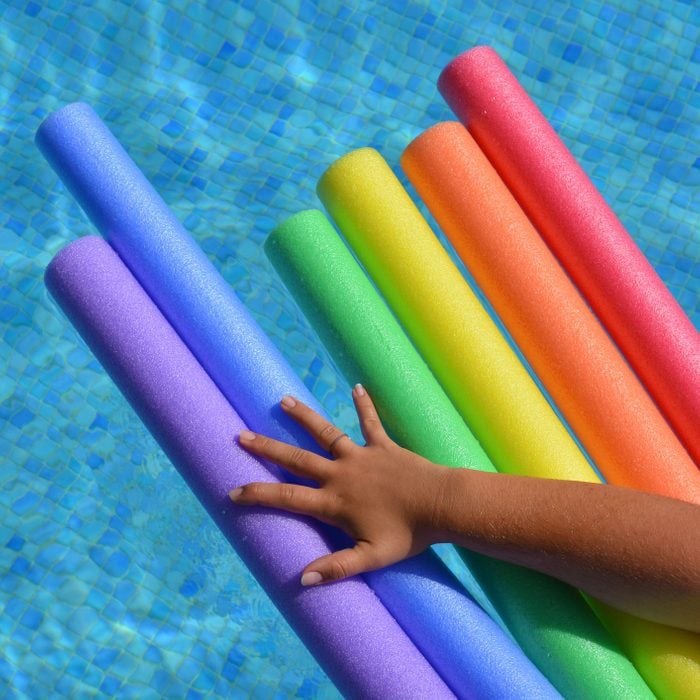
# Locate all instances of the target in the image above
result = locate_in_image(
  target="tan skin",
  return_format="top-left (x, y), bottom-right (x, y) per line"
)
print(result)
top-left (231, 385), bottom-right (700, 634)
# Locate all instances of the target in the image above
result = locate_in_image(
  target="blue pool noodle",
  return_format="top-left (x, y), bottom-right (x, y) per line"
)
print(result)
top-left (37, 103), bottom-right (560, 699)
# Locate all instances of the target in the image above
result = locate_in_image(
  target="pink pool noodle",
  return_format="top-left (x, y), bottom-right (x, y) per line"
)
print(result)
top-left (438, 46), bottom-right (700, 468)
top-left (44, 235), bottom-right (455, 700)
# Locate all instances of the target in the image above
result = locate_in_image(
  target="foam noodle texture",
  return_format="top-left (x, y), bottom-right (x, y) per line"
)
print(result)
top-left (402, 121), bottom-right (700, 697)
top-left (317, 148), bottom-right (594, 483)
top-left (266, 210), bottom-right (653, 700)
top-left (402, 122), bottom-right (700, 503)
top-left (44, 236), bottom-right (455, 700)
top-left (35, 104), bottom-right (518, 698)
top-left (586, 598), bottom-right (700, 700)
top-left (438, 46), bottom-right (700, 468)
top-left (369, 550), bottom-right (561, 699)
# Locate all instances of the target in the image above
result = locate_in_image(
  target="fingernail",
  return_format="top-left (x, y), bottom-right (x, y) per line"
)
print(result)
top-left (281, 395), bottom-right (297, 409)
top-left (239, 430), bottom-right (256, 441)
top-left (354, 383), bottom-right (365, 397)
top-left (301, 571), bottom-right (323, 586)
top-left (229, 487), bottom-right (243, 500)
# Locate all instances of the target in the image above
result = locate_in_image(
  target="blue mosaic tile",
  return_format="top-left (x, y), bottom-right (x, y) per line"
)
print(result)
top-left (100, 675), bottom-right (121, 694)
top-left (94, 647), bottom-right (119, 670)
top-left (5, 535), bottom-right (25, 551)
top-left (19, 607), bottom-right (43, 630)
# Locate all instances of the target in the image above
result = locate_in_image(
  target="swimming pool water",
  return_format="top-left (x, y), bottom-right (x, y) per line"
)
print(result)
top-left (2, 0), bottom-right (698, 697)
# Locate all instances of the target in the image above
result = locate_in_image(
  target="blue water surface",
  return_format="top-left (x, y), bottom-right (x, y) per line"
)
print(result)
top-left (1, 0), bottom-right (698, 697)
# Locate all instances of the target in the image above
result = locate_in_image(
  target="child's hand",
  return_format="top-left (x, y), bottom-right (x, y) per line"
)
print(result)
top-left (230, 386), bottom-right (700, 630)
top-left (230, 384), bottom-right (452, 586)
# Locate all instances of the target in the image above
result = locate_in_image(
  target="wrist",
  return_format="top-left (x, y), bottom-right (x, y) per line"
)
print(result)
top-left (423, 465), bottom-right (478, 544)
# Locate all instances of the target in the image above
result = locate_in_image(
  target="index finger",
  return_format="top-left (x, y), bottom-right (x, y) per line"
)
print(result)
top-left (239, 430), bottom-right (332, 482)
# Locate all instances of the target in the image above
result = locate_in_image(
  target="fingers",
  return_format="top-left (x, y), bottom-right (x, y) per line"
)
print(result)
top-left (230, 482), bottom-right (337, 525)
top-left (300, 541), bottom-right (382, 585)
top-left (239, 430), bottom-right (331, 482)
top-left (352, 384), bottom-right (389, 445)
top-left (279, 396), bottom-right (354, 458)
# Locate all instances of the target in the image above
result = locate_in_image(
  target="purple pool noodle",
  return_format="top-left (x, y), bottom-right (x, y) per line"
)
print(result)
top-left (35, 104), bottom-right (559, 699)
top-left (44, 236), bottom-right (455, 700)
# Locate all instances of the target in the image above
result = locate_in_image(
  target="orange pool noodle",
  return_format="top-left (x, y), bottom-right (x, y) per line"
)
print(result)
top-left (402, 122), bottom-right (700, 505)
top-left (438, 46), bottom-right (700, 468)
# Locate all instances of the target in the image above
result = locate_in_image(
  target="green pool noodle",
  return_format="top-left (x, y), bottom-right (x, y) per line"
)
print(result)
top-left (264, 209), bottom-right (653, 700)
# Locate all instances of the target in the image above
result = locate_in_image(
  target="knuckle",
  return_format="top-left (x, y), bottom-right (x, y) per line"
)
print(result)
top-left (327, 558), bottom-right (351, 581)
top-left (362, 416), bottom-right (380, 432)
top-left (287, 447), bottom-right (308, 471)
top-left (318, 423), bottom-right (338, 443)
top-left (279, 483), bottom-right (297, 505)
top-left (254, 435), bottom-right (272, 452)
top-left (321, 492), bottom-right (343, 522)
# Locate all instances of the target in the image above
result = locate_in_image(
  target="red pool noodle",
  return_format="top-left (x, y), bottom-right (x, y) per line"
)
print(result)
top-left (438, 46), bottom-right (700, 469)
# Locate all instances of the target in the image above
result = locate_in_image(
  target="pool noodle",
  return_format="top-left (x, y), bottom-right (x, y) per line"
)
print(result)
top-left (266, 209), bottom-right (653, 700)
top-left (317, 148), bottom-right (595, 483)
top-left (364, 550), bottom-right (562, 699)
top-left (45, 236), bottom-right (454, 700)
top-left (402, 121), bottom-right (700, 503)
top-left (438, 46), bottom-right (700, 468)
top-left (34, 103), bottom-right (521, 699)
top-left (35, 102), bottom-right (322, 456)
top-left (586, 598), bottom-right (700, 700)
top-left (402, 121), bottom-right (700, 697)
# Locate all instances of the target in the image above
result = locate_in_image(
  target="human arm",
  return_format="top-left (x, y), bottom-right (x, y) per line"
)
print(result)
top-left (231, 385), bottom-right (700, 633)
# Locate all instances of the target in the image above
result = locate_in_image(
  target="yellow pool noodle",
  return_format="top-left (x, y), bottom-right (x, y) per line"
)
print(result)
top-left (317, 148), bottom-right (594, 482)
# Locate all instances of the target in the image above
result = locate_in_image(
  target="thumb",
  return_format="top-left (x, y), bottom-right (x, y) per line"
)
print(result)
top-left (300, 542), bottom-right (378, 586)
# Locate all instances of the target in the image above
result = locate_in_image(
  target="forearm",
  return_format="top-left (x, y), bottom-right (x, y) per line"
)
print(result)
top-left (234, 390), bottom-right (700, 632)
top-left (434, 469), bottom-right (700, 632)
